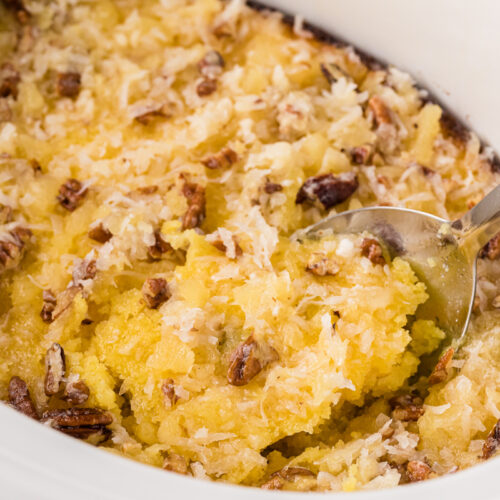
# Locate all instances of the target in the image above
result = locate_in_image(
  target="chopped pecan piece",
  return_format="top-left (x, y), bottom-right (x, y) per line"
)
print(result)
top-left (147, 230), bottom-right (173, 260)
top-left (406, 460), bottom-right (432, 482)
top-left (480, 233), bottom-right (500, 260)
top-left (40, 289), bottom-right (57, 323)
top-left (320, 62), bottom-right (348, 85)
top-left (428, 347), bottom-right (454, 385)
top-left (57, 72), bottom-right (81, 98)
top-left (163, 453), bottom-right (189, 474)
top-left (368, 95), bottom-right (392, 126)
top-left (0, 226), bottom-right (32, 274)
top-left (306, 256), bottom-right (340, 276)
top-left (72, 259), bottom-right (97, 285)
top-left (51, 285), bottom-right (81, 320)
top-left (41, 407), bottom-right (112, 439)
top-left (57, 179), bottom-right (87, 211)
top-left (360, 238), bottom-right (386, 266)
top-left (196, 78), bottom-right (217, 97)
top-left (201, 147), bottom-right (237, 169)
top-left (482, 418), bottom-right (500, 459)
top-left (0, 203), bottom-right (13, 224)
top-left (136, 185), bottom-right (158, 195)
top-left (0, 63), bottom-right (20, 99)
top-left (44, 343), bottom-right (66, 396)
top-left (8, 376), bottom-right (38, 419)
top-left (1, 0), bottom-right (29, 23)
top-left (295, 172), bottom-right (358, 210)
top-left (161, 378), bottom-right (179, 407)
top-left (264, 181), bottom-right (283, 194)
top-left (390, 394), bottom-right (425, 422)
top-left (134, 103), bottom-right (172, 125)
top-left (142, 278), bottom-right (171, 309)
top-left (63, 379), bottom-right (90, 405)
top-left (197, 50), bottom-right (225, 80)
top-left (349, 145), bottom-right (374, 165)
top-left (182, 182), bottom-right (206, 230)
top-left (0, 99), bottom-right (12, 122)
top-left (227, 335), bottom-right (278, 386)
top-left (262, 467), bottom-right (314, 490)
top-left (210, 234), bottom-right (242, 259)
top-left (88, 223), bottom-right (112, 244)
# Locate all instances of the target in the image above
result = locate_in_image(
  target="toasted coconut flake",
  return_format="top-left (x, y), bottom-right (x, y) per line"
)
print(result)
top-left (163, 453), bottom-right (189, 474)
top-left (51, 285), bottom-right (81, 320)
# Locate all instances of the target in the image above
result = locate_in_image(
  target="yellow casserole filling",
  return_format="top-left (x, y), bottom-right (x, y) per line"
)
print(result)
top-left (0, 0), bottom-right (499, 492)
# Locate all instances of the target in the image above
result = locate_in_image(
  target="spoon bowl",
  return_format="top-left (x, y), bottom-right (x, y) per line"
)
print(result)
top-left (294, 183), bottom-right (500, 347)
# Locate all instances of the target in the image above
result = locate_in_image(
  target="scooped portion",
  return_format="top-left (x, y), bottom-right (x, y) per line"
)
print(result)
top-left (1, 0), bottom-right (500, 493)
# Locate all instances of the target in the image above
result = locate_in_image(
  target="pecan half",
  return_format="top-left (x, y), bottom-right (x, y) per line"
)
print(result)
top-left (390, 394), bottom-right (425, 422)
top-left (51, 285), bottom-right (81, 320)
top-left (63, 379), bottom-right (90, 405)
top-left (0, 226), bottom-right (32, 274)
top-left (201, 147), bottom-right (237, 169)
top-left (197, 50), bottom-right (225, 80)
top-left (44, 343), bottom-right (66, 396)
top-left (182, 182), bottom-right (206, 230)
top-left (196, 78), bottom-right (217, 97)
top-left (264, 181), bottom-right (283, 194)
top-left (41, 407), bottom-right (112, 439)
top-left (88, 223), bottom-right (112, 244)
top-left (482, 418), bottom-right (500, 460)
top-left (57, 179), bottom-right (87, 211)
top-left (0, 99), bottom-right (12, 122)
top-left (428, 347), bottom-right (454, 385)
top-left (227, 335), bottom-right (278, 386)
top-left (349, 145), bottom-right (374, 165)
top-left (480, 233), bottom-right (500, 260)
top-left (72, 259), bottom-right (97, 285)
top-left (161, 378), bottom-right (179, 408)
top-left (57, 72), bottom-right (81, 98)
top-left (360, 238), bottom-right (386, 266)
top-left (0, 63), bottom-right (20, 99)
top-left (163, 453), bottom-right (189, 474)
top-left (147, 230), bottom-right (173, 260)
top-left (306, 257), bottom-right (340, 276)
top-left (8, 376), bottom-right (38, 419)
top-left (142, 278), bottom-right (171, 309)
top-left (406, 460), bottom-right (432, 482)
top-left (296, 172), bottom-right (358, 210)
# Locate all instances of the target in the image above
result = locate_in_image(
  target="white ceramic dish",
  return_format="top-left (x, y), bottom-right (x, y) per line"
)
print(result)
top-left (1, 1), bottom-right (499, 498)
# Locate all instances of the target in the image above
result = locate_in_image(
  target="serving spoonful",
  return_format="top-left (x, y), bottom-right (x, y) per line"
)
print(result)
top-left (294, 184), bottom-right (500, 348)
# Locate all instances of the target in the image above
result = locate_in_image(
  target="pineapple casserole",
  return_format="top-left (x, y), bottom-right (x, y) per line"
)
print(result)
top-left (1, 0), bottom-right (500, 492)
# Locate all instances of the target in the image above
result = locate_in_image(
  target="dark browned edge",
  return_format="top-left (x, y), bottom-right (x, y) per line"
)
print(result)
top-left (246, 0), bottom-right (500, 173)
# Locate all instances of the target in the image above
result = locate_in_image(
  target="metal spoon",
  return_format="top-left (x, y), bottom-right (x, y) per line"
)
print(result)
top-left (294, 184), bottom-right (500, 347)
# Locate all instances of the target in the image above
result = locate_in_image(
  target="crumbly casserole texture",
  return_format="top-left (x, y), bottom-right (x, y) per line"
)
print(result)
top-left (1, 0), bottom-right (500, 492)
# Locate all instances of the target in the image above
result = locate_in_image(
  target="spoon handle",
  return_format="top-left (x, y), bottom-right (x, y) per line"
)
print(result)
top-left (454, 183), bottom-right (500, 256)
